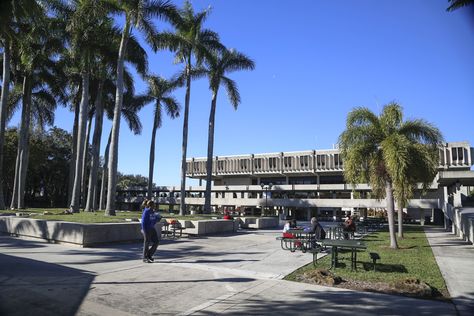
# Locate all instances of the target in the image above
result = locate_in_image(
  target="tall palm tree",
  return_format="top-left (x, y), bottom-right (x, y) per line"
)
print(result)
top-left (74, 18), bottom-right (147, 211)
top-left (9, 14), bottom-right (64, 209)
top-left (203, 49), bottom-right (255, 213)
top-left (105, 0), bottom-right (177, 216)
top-left (154, 0), bottom-right (223, 215)
top-left (145, 76), bottom-right (180, 199)
top-left (65, 0), bottom-right (110, 213)
top-left (97, 85), bottom-right (148, 211)
top-left (338, 102), bottom-right (443, 248)
top-left (0, 0), bottom-right (42, 209)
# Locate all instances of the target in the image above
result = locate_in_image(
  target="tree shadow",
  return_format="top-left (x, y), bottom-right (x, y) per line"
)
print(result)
top-left (192, 287), bottom-right (454, 315)
top-left (362, 262), bottom-right (408, 273)
top-left (93, 277), bottom-right (256, 285)
top-left (0, 253), bottom-right (94, 316)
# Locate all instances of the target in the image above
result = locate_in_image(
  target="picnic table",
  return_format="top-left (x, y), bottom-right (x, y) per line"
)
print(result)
top-left (278, 228), bottom-right (319, 252)
top-left (322, 239), bottom-right (367, 271)
top-left (162, 220), bottom-right (183, 238)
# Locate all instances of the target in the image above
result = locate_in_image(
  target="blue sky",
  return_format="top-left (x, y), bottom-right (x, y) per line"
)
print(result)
top-left (9, 0), bottom-right (474, 185)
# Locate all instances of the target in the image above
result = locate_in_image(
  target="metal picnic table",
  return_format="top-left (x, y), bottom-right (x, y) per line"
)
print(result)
top-left (322, 239), bottom-right (367, 271)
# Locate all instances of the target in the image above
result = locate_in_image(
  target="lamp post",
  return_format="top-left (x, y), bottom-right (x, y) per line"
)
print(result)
top-left (260, 183), bottom-right (273, 216)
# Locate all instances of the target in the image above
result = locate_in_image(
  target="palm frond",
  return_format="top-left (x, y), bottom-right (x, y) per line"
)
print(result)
top-left (126, 34), bottom-right (148, 77)
top-left (447, 0), bottom-right (473, 11)
top-left (399, 120), bottom-right (444, 146)
top-left (161, 96), bottom-right (180, 118)
top-left (221, 76), bottom-right (240, 109)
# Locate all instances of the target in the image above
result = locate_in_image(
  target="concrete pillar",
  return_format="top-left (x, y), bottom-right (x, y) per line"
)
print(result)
top-left (453, 189), bottom-right (462, 207)
top-left (419, 208), bottom-right (425, 226)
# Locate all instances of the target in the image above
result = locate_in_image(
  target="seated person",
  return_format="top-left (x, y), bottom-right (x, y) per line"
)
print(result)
top-left (290, 219), bottom-right (297, 228)
top-left (304, 217), bottom-right (324, 240)
top-left (343, 216), bottom-right (356, 239)
top-left (282, 220), bottom-right (294, 238)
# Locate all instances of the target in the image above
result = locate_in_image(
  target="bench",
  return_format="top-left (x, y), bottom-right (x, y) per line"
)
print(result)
top-left (276, 236), bottom-right (322, 253)
top-left (306, 247), bottom-right (321, 267)
top-left (369, 252), bottom-right (380, 271)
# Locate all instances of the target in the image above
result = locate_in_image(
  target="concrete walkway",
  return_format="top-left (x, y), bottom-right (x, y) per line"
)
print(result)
top-left (0, 228), bottom-right (459, 316)
top-left (425, 226), bottom-right (474, 316)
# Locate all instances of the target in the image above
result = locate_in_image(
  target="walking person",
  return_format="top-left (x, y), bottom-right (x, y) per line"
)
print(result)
top-left (141, 200), bottom-right (161, 263)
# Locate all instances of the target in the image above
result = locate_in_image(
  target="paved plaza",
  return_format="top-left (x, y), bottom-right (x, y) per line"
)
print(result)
top-left (0, 227), bottom-right (472, 315)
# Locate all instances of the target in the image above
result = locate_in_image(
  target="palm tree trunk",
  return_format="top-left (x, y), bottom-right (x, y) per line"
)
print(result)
top-left (204, 90), bottom-right (218, 213)
top-left (68, 100), bottom-right (80, 205)
top-left (0, 42), bottom-right (11, 210)
top-left (385, 180), bottom-right (398, 249)
top-left (16, 75), bottom-right (32, 209)
top-left (147, 104), bottom-right (159, 199)
top-left (179, 60), bottom-right (192, 216)
top-left (106, 18), bottom-right (131, 216)
top-left (99, 130), bottom-right (111, 210)
top-left (397, 200), bottom-right (404, 238)
top-left (85, 81), bottom-right (104, 212)
top-left (70, 72), bottom-right (90, 212)
top-left (10, 147), bottom-right (20, 209)
top-left (18, 128), bottom-right (31, 208)
top-left (81, 115), bottom-right (93, 207)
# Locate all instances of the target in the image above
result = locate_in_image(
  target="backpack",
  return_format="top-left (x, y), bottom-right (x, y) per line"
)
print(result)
top-left (320, 228), bottom-right (326, 240)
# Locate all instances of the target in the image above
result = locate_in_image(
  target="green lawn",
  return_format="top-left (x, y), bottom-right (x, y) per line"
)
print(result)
top-left (284, 225), bottom-right (449, 298)
top-left (4, 208), bottom-right (214, 223)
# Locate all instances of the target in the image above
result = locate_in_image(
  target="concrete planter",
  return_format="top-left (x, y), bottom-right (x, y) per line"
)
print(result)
top-left (178, 219), bottom-right (237, 235)
top-left (238, 217), bottom-right (279, 229)
top-left (0, 216), bottom-right (163, 247)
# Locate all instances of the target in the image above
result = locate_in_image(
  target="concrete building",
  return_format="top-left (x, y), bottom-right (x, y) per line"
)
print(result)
top-left (118, 141), bottom-right (474, 224)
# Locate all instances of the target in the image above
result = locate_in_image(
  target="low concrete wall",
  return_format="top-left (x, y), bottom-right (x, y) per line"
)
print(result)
top-left (0, 216), bottom-right (163, 247)
top-left (178, 219), bottom-right (237, 235)
top-left (238, 217), bottom-right (279, 229)
top-left (452, 208), bottom-right (474, 244)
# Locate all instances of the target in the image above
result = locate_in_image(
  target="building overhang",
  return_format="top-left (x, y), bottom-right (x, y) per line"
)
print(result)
top-left (438, 170), bottom-right (474, 186)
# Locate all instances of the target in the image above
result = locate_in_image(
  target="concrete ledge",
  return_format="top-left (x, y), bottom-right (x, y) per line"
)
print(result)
top-left (238, 217), bottom-right (279, 229)
top-left (0, 216), bottom-right (163, 247)
top-left (178, 219), bottom-right (236, 235)
top-left (452, 208), bottom-right (474, 244)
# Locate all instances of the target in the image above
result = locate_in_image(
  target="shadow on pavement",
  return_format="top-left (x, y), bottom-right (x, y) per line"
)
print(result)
top-left (0, 253), bottom-right (94, 316)
top-left (93, 277), bottom-right (256, 285)
top-left (192, 288), bottom-right (455, 315)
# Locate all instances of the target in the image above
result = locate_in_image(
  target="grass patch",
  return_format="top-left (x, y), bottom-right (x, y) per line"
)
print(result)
top-left (284, 225), bottom-right (449, 299)
top-left (4, 208), bottom-right (217, 223)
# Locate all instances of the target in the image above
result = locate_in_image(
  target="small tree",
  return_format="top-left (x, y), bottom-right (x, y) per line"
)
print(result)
top-left (338, 102), bottom-right (442, 248)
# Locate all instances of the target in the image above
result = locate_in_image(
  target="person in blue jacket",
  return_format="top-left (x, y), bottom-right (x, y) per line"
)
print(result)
top-left (141, 199), bottom-right (161, 263)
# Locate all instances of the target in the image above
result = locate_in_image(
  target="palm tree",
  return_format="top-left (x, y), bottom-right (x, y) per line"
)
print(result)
top-left (145, 76), bottom-right (180, 199)
top-left (9, 14), bottom-right (64, 209)
top-left (338, 102), bottom-right (443, 248)
top-left (203, 49), bottom-right (255, 213)
top-left (0, 0), bottom-right (42, 209)
top-left (63, 0), bottom-right (111, 213)
top-left (384, 117), bottom-right (442, 238)
top-left (154, 0), bottom-right (223, 215)
top-left (105, 0), bottom-right (177, 216)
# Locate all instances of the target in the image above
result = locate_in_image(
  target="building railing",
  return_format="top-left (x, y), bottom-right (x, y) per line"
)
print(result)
top-left (185, 142), bottom-right (472, 177)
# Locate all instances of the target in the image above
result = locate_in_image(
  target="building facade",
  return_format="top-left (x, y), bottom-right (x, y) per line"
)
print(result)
top-left (117, 142), bottom-right (473, 222)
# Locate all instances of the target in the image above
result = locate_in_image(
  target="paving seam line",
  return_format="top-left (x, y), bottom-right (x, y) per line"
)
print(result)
top-left (177, 280), bottom-right (275, 315)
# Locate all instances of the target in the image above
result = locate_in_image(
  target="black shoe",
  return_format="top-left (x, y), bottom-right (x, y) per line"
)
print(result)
top-left (143, 258), bottom-right (152, 263)
top-left (147, 256), bottom-right (154, 262)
